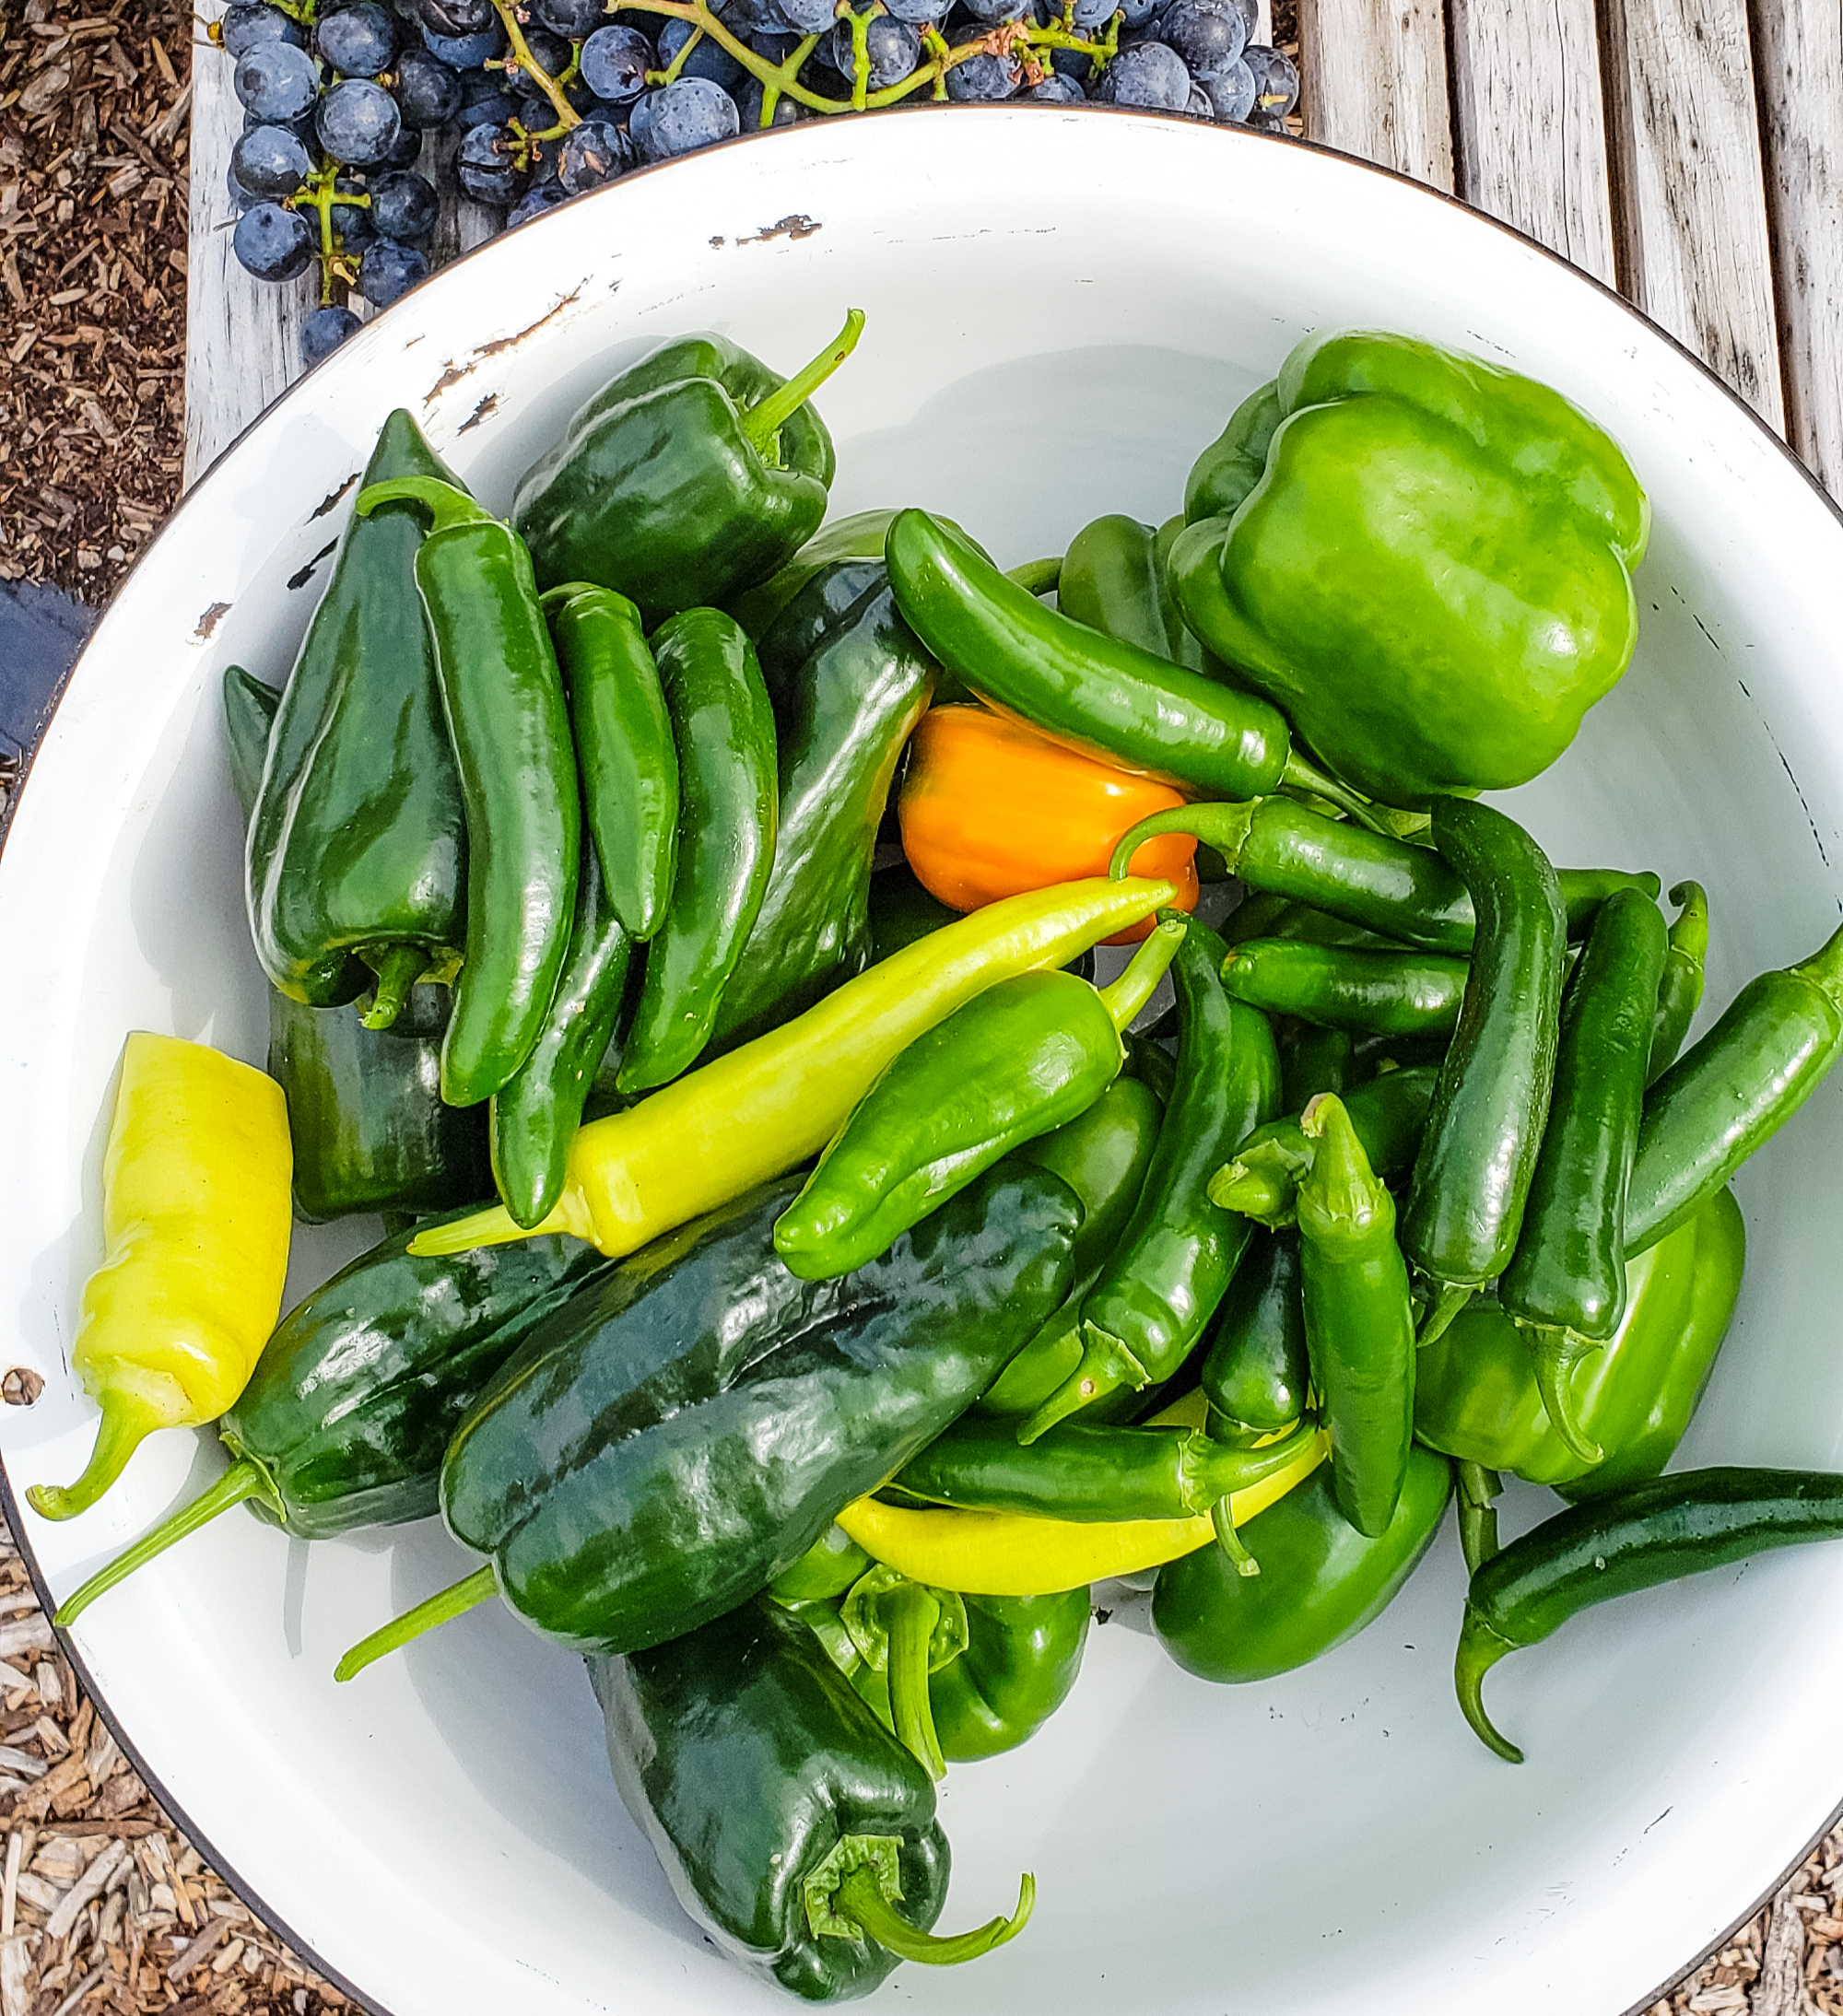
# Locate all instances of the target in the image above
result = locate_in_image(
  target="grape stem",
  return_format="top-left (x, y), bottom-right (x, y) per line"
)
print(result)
top-left (490, 0), bottom-right (582, 130)
top-left (288, 162), bottom-right (366, 308)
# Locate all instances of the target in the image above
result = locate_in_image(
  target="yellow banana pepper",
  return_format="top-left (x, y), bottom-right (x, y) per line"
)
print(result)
top-left (28, 1033), bottom-right (293, 1523)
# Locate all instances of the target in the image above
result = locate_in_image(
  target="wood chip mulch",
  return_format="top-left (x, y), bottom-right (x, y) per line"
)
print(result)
top-left (0, 0), bottom-right (190, 603)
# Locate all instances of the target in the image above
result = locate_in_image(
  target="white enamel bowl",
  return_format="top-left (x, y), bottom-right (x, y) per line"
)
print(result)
top-left (4, 108), bottom-right (1842, 2016)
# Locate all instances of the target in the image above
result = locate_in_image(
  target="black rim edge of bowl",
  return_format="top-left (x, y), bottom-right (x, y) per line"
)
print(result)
top-left (3, 104), bottom-right (1840, 2016)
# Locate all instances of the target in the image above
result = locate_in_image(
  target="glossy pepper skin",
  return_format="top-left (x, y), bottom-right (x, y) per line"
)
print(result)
top-left (886, 510), bottom-right (1351, 809)
top-left (589, 1596), bottom-right (951, 2002)
top-left (773, 923), bottom-right (1179, 1281)
top-left (488, 838), bottom-right (633, 1229)
top-left (245, 410), bottom-right (466, 1014)
top-left (1402, 798), bottom-right (1567, 1339)
top-left (1649, 881), bottom-right (1708, 1083)
top-left (1058, 512), bottom-right (1211, 674)
top-left (1168, 330), bottom-right (1650, 807)
top-left (900, 705), bottom-right (1199, 941)
top-left (1456, 1468), bottom-right (1843, 1763)
top-left (1024, 916), bottom-right (1281, 1437)
top-left (1626, 921), bottom-right (1843, 1254)
top-left (1219, 938), bottom-right (1469, 1037)
top-left (28, 1035), bottom-right (293, 1522)
top-left (1414, 1188), bottom-right (1744, 1496)
top-left (1201, 1227), bottom-right (1309, 1439)
top-left (710, 561), bottom-right (936, 1049)
top-left (399, 1167), bottom-right (1077, 1659)
top-left (224, 667), bottom-right (490, 1223)
top-left (1296, 1094), bottom-right (1415, 1538)
top-left (411, 874), bottom-right (1180, 1260)
top-left (617, 607), bottom-right (779, 1092)
top-left (1153, 1442), bottom-right (1452, 1683)
top-left (354, 477), bottom-right (580, 1109)
top-left (53, 1212), bottom-right (619, 1626)
top-left (512, 317), bottom-right (858, 622)
top-left (540, 582), bottom-right (677, 942)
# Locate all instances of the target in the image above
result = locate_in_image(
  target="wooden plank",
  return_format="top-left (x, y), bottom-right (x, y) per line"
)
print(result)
top-left (1601, 0), bottom-right (1783, 428)
top-left (1446, 0), bottom-right (1616, 285)
top-left (1749, 0), bottom-right (1843, 497)
top-left (1297, 0), bottom-right (1453, 193)
top-left (182, 2), bottom-right (311, 490)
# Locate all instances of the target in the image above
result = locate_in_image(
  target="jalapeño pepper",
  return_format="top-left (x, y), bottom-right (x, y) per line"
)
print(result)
top-left (1219, 938), bottom-right (1469, 1037)
top-left (354, 476), bottom-right (580, 1108)
top-left (1199, 1227), bottom-right (1309, 1439)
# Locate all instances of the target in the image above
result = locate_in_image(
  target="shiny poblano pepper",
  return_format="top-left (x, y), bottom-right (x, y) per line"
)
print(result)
top-left (512, 314), bottom-right (861, 621)
top-left (592, 1596), bottom-right (1033, 2002)
top-left (245, 409), bottom-right (467, 1017)
top-left (1168, 330), bottom-right (1650, 807)
top-left (354, 476), bottom-right (581, 1109)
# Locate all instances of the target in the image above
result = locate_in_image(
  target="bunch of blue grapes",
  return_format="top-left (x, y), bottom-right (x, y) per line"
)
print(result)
top-left (221, 0), bottom-right (1299, 369)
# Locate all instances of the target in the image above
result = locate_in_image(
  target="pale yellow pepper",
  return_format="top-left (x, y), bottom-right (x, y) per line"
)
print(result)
top-left (28, 1033), bottom-right (292, 1522)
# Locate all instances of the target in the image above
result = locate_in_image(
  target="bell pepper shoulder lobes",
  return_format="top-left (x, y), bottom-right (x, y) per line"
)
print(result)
top-left (1170, 329), bottom-right (1649, 807)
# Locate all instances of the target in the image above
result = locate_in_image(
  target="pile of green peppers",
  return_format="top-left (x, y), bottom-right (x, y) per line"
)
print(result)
top-left (85, 317), bottom-right (1843, 2000)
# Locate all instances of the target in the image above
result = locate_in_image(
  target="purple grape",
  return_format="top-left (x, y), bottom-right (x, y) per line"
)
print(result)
top-left (455, 120), bottom-right (529, 204)
top-left (558, 116), bottom-right (636, 193)
top-left (1157, 0), bottom-right (1245, 79)
top-left (1243, 42), bottom-right (1298, 113)
top-left (234, 41), bottom-right (320, 123)
top-left (233, 201), bottom-right (316, 280)
top-left (1097, 40), bottom-right (1191, 106)
top-left (331, 174), bottom-right (375, 248)
top-left (734, 76), bottom-right (804, 125)
top-left (641, 76), bottom-right (739, 157)
top-left (230, 122), bottom-right (311, 200)
top-left (1201, 53), bottom-right (1252, 119)
top-left (945, 48), bottom-right (1022, 98)
top-left (222, 2), bottom-right (302, 57)
top-left (1024, 71), bottom-right (1086, 100)
top-left (828, 12), bottom-right (921, 88)
top-left (394, 46), bottom-right (464, 126)
top-left (301, 305), bottom-right (362, 369)
top-left (411, 0), bottom-right (492, 36)
top-left (315, 0), bottom-right (399, 75)
top-left (533, 0), bottom-right (605, 33)
top-left (456, 67), bottom-right (518, 126)
top-left (419, 18), bottom-right (505, 66)
top-left (370, 169), bottom-right (439, 240)
top-left (508, 180), bottom-right (571, 227)
top-left (580, 24), bottom-right (654, 102)
top-left (659, 17), bottom-right (746, 89)
top-left (317, 77), bottom-right (403, 167)
top-left (358, 239), bottom-right (430, 306)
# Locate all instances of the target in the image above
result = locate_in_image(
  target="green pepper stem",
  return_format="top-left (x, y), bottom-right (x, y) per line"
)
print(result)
top-left (1209, 1496), bottom-right (1261, 1576)
top-left (1791, 920), bottom-right (1843, 1020)
top-left (26, 1390), bottom-right (170, 1524)
top-left (1525, 1326), bottom-right (1604, 1464)
top-left (334, 1563), bottom-right (498, 1682)
top-left (1108, 802), bottom-right (1255, 882)
top-left (1097, 915), bottom-right (1186, 1032)
top-left (1666, 881), bottom-right (1709, 964)
top-left (1415, 1281), bottom-right (1474, 1349)
top-left (1204, 1140), bottom-right (1302, 1227)
top-left (53, 1459), bottom-right (274, 1628)
top-left (359, 944), bottom-right (427, 1032)
top-left (1004, 556), bottom-right (1062, 596)
top-left (835, 1866), bottom-right (1035, 1966)
top-left (1016, 1325), bottom-right (1149, 1445)
top-left (1454, 1609), bottom-right (1523, 1763)
top-left (354, 476), bottom-right (496, 534)
top-left (1455, 1461), bottom-right (1502, 1578)
top-left (739, 309), bottom-right (866, 458)
top-left (1278, 751), bottom-right (1398, 838)
top-left (1296, 1093), bottom-right (1390, 1251)
top-left (885, 1581), bottom-right (945, 1781)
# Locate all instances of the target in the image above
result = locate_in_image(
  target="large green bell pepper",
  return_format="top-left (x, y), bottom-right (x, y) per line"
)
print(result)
top-left (1169, 330), bottom-right (1650, 807)
top-left (1413, 1186), bottom-right (1745, 1497)
top-left (511, 315), bottom-right (861, 621)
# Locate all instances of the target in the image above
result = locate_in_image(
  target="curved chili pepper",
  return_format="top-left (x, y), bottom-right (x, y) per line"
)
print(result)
top-left (1648, 881), bottom-right (1708, 1083)
top-left (1455, 1461), bottom-right (1503, 1577)
top-left (1200, 1228), bottom-right (1309, 1440)
top-left (769, 1526), bottom-right (875, 1604)
top-left (1401, 797), bottom-right (1567, 1342)
top-left (1219, 937), bottom-right (1469, 1037)
top-left (1456, 1468), bottom-right (1843, 1763)
top-left (773, 920), bottom-right (1181, 1280)
top-left (354, 475), bottom-right (580, 1108)
top-left (884, 509), bottom-right (1366, 815)
top-left (1020, 914), bottom-right (1281, 1442)
top-left (1208, 1063), bottom-right (1439, 1229)
top-left (540, 582), bottom-right (677, 943)
top-left (617, 607), bottom-right (779, 1093)
top-left (1498, 888), bottom-right (1668, 1459)
top-left (1626, 920), bottom-right (1843, 1253)
top-left (1113, 799), bottom-right (1658, 956)
top-left (1295, 1093), bottom-right (1415, 1538)
top-left (1058, 511), bottom-right (1211, 673)
top-left (489, 839), bottom-right (634, 1229)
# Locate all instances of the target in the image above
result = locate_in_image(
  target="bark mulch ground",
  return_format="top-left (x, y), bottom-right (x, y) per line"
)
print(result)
top-left (0, 0), bottom-right (1835, 2010)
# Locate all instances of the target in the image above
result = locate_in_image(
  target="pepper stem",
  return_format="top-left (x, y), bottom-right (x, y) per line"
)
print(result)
top-left (1204, 1138), bottom-right (1307, 1227)
top-left (1277, 751), bottom-right (1395, 838)
top-left (739, 309), bottom-right (866, 458)
top-left (1454, 1608), bottom-right (1523, 1763)
top-left (53, 1459), bottom-right (274, 1628)
top-left (1209, 1496), bottom-right (1261, 1576)
top-left (358, 944), bottom-right (427, 1032)
top-left (1004, 556), bottom-right (1062, 596)
top-left (333, 1563), bottom-right (498, 1682)
top-left (1455, 1461), bottom-right (1502, 1578)
top-left (26, 1388), bottom-right (174, 1523)
top-left (1097, 914), bottom-right (1185, 1032)
top-left (354, 475), bottom-right (497, 534)
top-left (1525, 1326), bottom-right (1603, 1464)
top-left (1415, 1281), bottom-right (1474, 1349)
top-left (1108, 802), bottom-right (1256, 881)
top-left (835, 1866), bottom-right (1035, 1966)
top-left (885, 1580), bottom-right (945, 1781)
top-left (1015, 1325), bottom-right (1149, 1445)
top-left (1791, 920), bottom-right (1843, 1022)
top-left (1295, 1093), bottom-right (1388, 1247)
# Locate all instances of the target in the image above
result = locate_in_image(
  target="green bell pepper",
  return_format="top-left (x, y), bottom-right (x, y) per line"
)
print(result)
top-left (245, 409), bottom-right (466, 1017)
top-left (1414, 1187), bottom-right (1745, 1496)
top-left (512, 314), bottom-right (862, 621)
top-left (1152, 1441), bottom-right (1452, 1682)
top-left (1168, 330), bottom-right (1650, 807)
